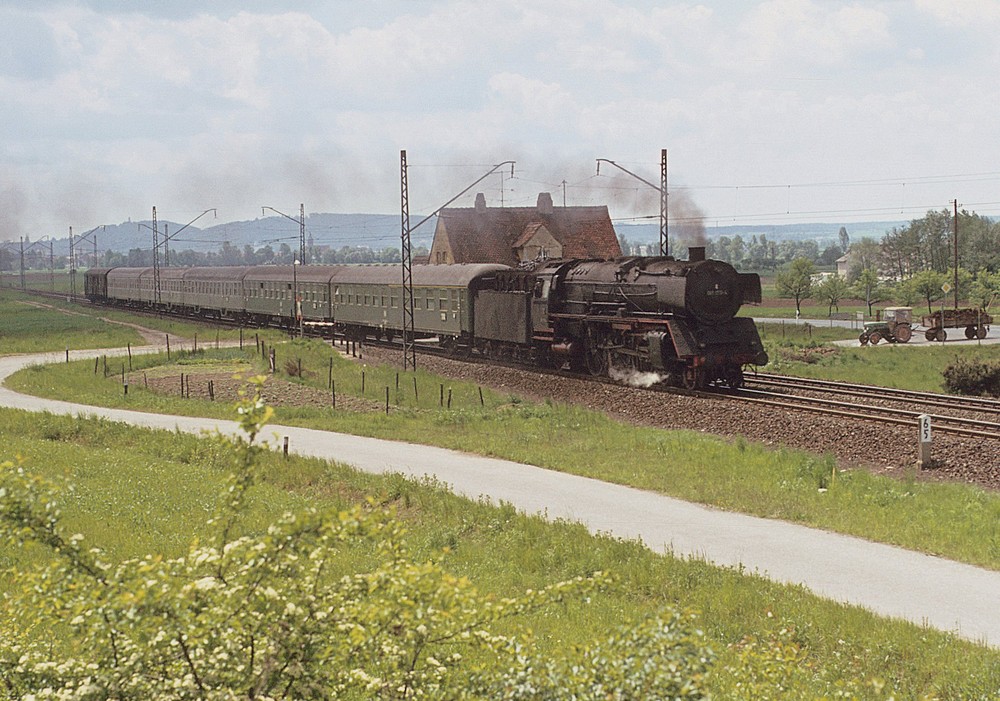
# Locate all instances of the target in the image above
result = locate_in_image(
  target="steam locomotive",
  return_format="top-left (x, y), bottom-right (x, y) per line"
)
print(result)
top-left (85, 246), bottom-right (767, 388)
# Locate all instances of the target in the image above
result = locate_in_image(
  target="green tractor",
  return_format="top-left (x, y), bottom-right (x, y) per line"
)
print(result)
top-left (859, 306), bottom-right (913, 345)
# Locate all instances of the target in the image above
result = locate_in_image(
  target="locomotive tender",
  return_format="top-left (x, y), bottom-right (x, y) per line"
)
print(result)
top-left (84, 247), bottom-right (767, 388)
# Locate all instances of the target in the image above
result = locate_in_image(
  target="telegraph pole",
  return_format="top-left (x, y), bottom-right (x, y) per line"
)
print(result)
top-left (299, 203), bottom-right (306, 264)
top-left (151, 206), bottom-right (161, 303)
top-left (660, 148), bottom-right (669, 257)
top-left (399, 150), bottom-right (416, 371)
top-left (953, 199), bottom-right (959, 310)
top-left (68, 227), bottom-right (75, 298)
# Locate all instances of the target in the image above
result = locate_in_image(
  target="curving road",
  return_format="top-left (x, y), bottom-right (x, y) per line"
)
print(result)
top-left (2, 346), bottom-right (999, 649)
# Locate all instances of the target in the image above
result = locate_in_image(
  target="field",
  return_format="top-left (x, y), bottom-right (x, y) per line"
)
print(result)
top-left (3, 285), bottom-right (1000, 696)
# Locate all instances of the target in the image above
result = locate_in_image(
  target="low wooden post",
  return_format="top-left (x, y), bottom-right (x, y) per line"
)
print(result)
top-left (385, 387), bottom-right (389, 415)
top-left (180, 374), bottom-right (185, 397)
top-left (447, 387), bottom-right (452, 409)
top-left (328, 358), bottom-right (333, 388)
top-left (240, 327), bottom-right (244, 349)
top-left (208, 380), bottom-right (215, 401)
top-left (361, 369), bottom-right (366, 394)
top-left (283, 436), bottom-right (289, 457)
top-left (94, 357), bottom-right (99, 374)
top-left (123, 378), bottom-right (128, 396)
top-left (166, 334), bottom-right (171, 360)
top-left (439, 383), bottom-right (444, 407)
top-left (479, 386), bottom-right (484, 406)
top-left (127, 343), bottom-right (132, 370)
top-left (413, 376), bottom-right (418, 402)
top-left (331, 380), bottom-right (336, 409)
top-left (918, 414), bottom-right (932, 469)
top-left (193, 333), bottom-right (198, 353)
top-left (66, 348), bottom-right (69, 363)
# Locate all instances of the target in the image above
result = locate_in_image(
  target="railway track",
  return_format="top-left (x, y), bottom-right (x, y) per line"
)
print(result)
top-left (731, 373), bottom-right (1000, 441)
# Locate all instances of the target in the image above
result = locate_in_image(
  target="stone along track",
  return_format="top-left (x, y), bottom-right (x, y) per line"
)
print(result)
top-left (361, 346), bottom-right (1000, 490)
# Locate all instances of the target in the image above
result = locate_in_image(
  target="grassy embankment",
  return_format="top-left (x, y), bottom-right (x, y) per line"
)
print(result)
top-left (2, 408), bottom-right (998, 698)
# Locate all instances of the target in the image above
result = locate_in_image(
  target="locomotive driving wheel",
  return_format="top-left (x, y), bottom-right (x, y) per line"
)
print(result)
top-left (682, 368), bottom-right (704, 390)
top-left (584, 325), bottom-right (609, 376)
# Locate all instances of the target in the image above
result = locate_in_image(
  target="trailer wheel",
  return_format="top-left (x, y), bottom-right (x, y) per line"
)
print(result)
top-left (977, 325), bottom-right (988, 339)
top-left (925, 329), bottom-right (936, 342)
top-left (932, 328), bottom-right (946, 342)
top-left (965, 325), bottom-right (976, 339)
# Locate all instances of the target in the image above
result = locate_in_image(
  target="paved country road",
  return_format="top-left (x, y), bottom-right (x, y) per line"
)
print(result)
top-left (2, 347), bottom-right (999, 649)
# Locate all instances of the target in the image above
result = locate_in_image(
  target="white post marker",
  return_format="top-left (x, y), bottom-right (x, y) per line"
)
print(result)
top-left (918, 414), bottom-right (932, 469)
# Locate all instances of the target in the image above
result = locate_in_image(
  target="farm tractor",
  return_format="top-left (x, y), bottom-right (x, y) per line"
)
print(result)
top-left (859, 306), bottom-right (913, 345)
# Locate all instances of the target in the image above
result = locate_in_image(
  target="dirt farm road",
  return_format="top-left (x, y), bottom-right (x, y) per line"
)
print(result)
top-left (2, 345), bottom-right (999, 649)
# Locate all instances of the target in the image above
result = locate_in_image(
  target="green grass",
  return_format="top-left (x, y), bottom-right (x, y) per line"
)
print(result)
top-left (0, 288), bottom-right (276, 354)
top-left (0, 295), bottom-right (144, 353)
top-left (7, 339), bottom-right (1000, 573)
top-left (1, 408), bottom-right (998, 698)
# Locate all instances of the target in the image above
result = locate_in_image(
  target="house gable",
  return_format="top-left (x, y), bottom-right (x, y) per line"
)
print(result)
top-left (429, 192), bottom-right (621, 265)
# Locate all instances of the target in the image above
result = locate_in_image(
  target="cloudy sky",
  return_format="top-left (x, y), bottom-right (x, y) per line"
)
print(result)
top-left (4, 0), bottom-right (1000, 242)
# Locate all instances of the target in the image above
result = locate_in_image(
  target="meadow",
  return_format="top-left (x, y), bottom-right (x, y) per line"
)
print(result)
top-left (2, 407), bottom-right (999, 698)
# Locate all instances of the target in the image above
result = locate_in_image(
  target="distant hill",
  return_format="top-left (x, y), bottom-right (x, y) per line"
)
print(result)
top-left (34, 214), bottom-right (904, 257)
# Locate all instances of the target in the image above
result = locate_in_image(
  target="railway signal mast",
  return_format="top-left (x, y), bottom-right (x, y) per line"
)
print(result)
top-left (399, 152), bottom-right (516, 371)
top-left (596, 148), bottom-right (669, 257)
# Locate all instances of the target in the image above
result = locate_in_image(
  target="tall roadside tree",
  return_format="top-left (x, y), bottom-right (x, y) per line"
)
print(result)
top-left (852, 267), bottom-right (885, 317)
top-left (905, 269), bottom-right (948, 314)
top-left (775, 257), bottom-right (816, 316)
top-left (812, 275), bottom-right (851, 316)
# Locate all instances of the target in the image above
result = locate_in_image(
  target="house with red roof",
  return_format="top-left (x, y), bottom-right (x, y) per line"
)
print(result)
top-left (427, 192), bottom-right (621, 266)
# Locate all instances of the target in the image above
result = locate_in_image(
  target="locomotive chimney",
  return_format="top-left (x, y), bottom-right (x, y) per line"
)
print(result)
top-left (536, 192), bottom-right (554, 215)
top-left (688, 246), bottom-right (706, 262)
top-left (475, 192), bottom-right (487, 214)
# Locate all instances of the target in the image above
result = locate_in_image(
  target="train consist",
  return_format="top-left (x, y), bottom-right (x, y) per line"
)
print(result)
top-left (84, 247), bottom-right (768, 388)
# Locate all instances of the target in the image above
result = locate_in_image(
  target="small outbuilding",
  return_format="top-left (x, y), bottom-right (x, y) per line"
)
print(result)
top-left (428, 192), bottom-right (621, 266)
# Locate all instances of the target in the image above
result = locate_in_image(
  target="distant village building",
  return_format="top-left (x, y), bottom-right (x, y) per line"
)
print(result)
top-left (427, 192), bottom-right (621, 266)
top-left (836, 251), bottom-right (853, 278)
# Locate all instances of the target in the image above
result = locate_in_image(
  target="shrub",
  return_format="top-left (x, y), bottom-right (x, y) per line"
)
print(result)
top-left (942, 358), bottom-right (1000, 397)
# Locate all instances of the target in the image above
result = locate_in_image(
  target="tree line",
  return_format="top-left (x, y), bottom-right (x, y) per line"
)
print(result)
top-left (772, 208), bottom-right (1000, 316)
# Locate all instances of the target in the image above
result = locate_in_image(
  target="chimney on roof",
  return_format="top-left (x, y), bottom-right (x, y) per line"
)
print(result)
top-left (537, 192), bottom-right (553, 215)
top-left (474, 193), bottom-right (487, 213)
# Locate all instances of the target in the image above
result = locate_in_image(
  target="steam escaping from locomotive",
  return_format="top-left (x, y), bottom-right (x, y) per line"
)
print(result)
top-left (609, 367), bottom-right (665, 388)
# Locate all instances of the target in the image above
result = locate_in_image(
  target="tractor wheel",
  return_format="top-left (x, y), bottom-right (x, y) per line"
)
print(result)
top-left (869, 331), bottom-right (881, 345)
top-left (894, 325), bottom-right (912, 343)
top-left (965, 325), bottom-right (976, 339)
top-left (858, 333), bottom-right (869, 346)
